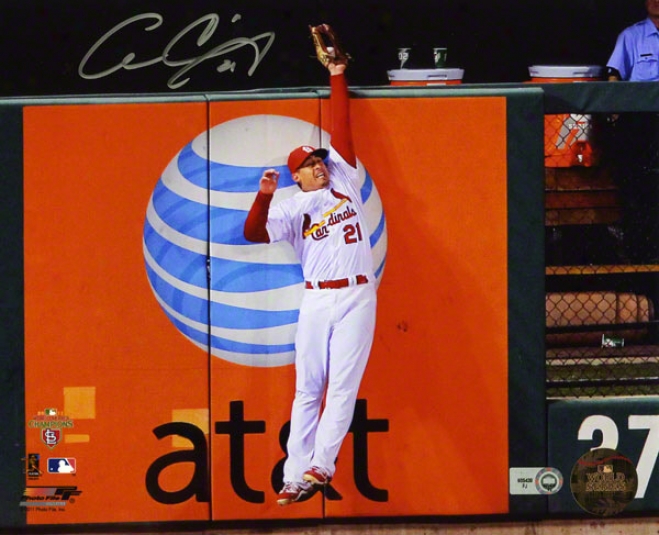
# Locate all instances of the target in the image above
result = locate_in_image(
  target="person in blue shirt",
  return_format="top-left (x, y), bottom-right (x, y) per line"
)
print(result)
top-left (604, 0), bottom-right (659, 263)
top-left (607, 0), bottom-right (659, 81)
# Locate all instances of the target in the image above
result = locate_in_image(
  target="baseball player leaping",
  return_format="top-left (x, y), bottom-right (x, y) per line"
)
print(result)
top-left (244, 24), bottom-right (378, 506)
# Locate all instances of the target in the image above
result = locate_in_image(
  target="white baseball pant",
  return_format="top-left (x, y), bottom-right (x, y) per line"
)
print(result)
top-left (283, 281), bottom-right (377, 482)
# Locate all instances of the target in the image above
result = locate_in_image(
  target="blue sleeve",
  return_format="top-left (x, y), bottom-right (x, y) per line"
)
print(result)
top-left (607, 30), bottom-right (632, 80)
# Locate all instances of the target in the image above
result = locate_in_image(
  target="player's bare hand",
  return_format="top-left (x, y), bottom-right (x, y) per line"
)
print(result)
top-left (260, 169), bottom-right (279, 194)
top-left (328, 60), bottom-right (347, 76)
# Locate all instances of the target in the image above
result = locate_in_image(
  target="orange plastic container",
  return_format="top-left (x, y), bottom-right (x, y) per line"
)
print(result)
top-left (387, 68), bottom-right (464, 86)
top-left (529, 65), bottom-right (603, 167)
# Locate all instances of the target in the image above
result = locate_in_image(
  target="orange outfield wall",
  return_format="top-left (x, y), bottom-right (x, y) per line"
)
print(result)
top-left (22, 93), bottom-right (508, 524)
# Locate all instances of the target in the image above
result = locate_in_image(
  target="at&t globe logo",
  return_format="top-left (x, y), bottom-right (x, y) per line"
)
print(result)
top-left (143, 114), bottom-right (387, 367)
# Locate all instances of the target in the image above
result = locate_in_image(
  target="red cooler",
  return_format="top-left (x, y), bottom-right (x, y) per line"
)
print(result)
top-left (529, 65), bottom-right (603, 167)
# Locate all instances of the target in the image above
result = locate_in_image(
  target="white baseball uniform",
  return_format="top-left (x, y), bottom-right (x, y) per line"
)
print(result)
top-left (266, 145), bottom-right (377, 482)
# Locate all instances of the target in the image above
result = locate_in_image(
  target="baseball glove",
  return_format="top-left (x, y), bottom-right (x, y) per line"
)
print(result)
top-left (309, 24), bottom-right (351, 67)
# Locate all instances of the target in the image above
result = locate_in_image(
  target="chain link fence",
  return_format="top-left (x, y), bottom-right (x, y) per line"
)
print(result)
top-left (544, 111), bottom-right (659, 398)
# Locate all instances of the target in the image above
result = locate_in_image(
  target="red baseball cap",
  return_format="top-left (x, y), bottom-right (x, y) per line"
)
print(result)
top-left (287, 145), bottom-right (328, 174)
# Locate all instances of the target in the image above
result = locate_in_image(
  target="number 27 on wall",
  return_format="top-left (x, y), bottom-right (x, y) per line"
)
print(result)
top-left (579, 415), bottom-right (659, 499)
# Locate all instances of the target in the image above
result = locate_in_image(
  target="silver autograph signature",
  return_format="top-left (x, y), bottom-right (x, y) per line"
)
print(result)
top-left (78, 13), bottom-right (276, 89)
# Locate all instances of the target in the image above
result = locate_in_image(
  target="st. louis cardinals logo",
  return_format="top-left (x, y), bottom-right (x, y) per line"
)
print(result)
top-left (302, 189), bottom-right (356, 241)
top-left (42, 428), bottom-right (61, 449)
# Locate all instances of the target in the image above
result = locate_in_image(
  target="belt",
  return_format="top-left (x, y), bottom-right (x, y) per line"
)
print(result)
top-left (305, 274), bottom-right (369, 290)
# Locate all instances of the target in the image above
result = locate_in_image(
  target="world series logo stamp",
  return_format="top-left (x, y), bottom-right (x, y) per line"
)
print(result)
top-left (570, 447), bottom-right (638, 516)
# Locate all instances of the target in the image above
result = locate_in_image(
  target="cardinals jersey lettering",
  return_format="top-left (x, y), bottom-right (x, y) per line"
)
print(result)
top-left (266, 146), bottom-right (373, 282)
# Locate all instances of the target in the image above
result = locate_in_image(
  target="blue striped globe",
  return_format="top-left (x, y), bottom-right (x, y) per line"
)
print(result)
top-left (143, 114), bottom-right (387, 367)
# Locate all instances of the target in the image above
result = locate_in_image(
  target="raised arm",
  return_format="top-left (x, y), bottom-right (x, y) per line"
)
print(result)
top-left (310, 24), bottom-right (356, 168)
top-left (329, 65), bottom-right (356, 167)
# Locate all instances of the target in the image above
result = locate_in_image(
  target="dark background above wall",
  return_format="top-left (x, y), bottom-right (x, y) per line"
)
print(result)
top-left (0, 0), bottom-right (649, 96)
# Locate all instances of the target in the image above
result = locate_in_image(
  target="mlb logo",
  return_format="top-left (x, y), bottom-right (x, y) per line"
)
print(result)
top-left (47, 458), bottom-right (76, 474)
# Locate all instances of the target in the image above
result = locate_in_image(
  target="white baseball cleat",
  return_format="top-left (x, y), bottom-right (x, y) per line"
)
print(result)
top-left (277, 481), bottom-right (315, 506)
top-left (302, 466), bottom-right (332, 486)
